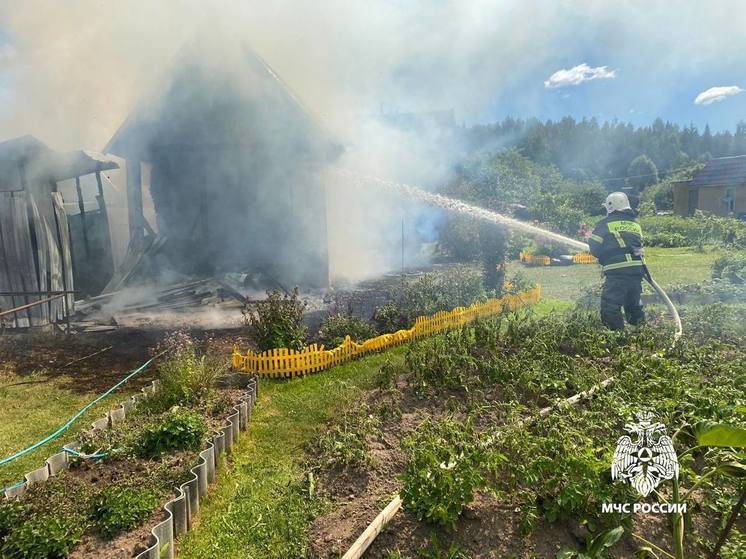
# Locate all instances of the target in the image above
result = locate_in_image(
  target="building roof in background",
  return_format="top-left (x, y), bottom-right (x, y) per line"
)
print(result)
top-left (691, 155), bottom-right (746, 188)
top-left (0, 135), bottom-right (119, 189)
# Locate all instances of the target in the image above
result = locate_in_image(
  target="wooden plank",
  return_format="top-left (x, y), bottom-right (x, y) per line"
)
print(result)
top-left (0, 192), bottom-right (34, 327)
top-left (51, 192), bottom-right (75, 314)
top-left (13, 192), bottom-right (43, 326)
top-left (45, 216), bottom-right (65, 322)
top-left (27, 195), bottom-right (49, 324)
top-left (0, 195), bottom-right (17, 327)
top-left (342, 496), bottom-right (402, 559)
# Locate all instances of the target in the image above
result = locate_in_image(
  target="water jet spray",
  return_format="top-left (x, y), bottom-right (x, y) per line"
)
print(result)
top-left (339, 169), bottom-right (682, 341)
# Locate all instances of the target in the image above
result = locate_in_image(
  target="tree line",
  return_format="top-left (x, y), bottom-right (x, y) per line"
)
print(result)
top-left (462, 117), bottom-right (746, 185)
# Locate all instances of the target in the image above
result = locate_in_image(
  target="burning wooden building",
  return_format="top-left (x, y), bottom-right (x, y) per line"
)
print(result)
top-left (0, 136), bottom-right (118, 328)
top-left (104, 46), bottom-right (339, 291)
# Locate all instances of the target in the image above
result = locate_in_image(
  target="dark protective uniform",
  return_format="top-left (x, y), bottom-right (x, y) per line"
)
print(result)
top-left (587, 209), bottom-right (646, 330)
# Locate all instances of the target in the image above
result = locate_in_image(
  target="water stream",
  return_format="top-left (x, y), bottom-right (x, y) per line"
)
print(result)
top-left (338, 169), bottom-right (591, 252)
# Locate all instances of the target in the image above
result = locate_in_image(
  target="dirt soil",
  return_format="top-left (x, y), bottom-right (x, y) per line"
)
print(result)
top-left (0, 327), bottom-right (251, 393)
top-left (306, 372), bottom-right (732, 559)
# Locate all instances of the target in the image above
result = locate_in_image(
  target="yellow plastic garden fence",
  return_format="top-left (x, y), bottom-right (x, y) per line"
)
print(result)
top-left (232, 286), bottom-right (541, 378)
top-left (519, 252), bottom-right (597, 265)
top-left (572, 253), bottom-right (597, 264)
top-left (519, 252), bottom-right (551, 266)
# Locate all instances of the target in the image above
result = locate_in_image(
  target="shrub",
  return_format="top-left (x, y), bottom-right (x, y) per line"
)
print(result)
top-left (400, 418), bottom-right (487, 530)
top-left (437, 217), bottom-right (481, 261)
top-left (503, 272), bottom-right (536, 294)
top-left (244, 288), bottom-right (307, 351)
top-left (406, 329), bottom-right (478, 395)
top-left (89, 486), bottom-right (158, 539)
top-left (372, 302), bottom-right (407, 333)
top-left (712, 254), bottom-right (746, 284)
top-left (645, 231), bottom-right (688, 248)
top-left (1, 514), bottom-right (83, 559)
top-left (374, 270), bottom-right (486, 332)
top-left (640, 179), bottom-right (674, 211)
top-left (639, 214), bottom-right (746, 248)
top-left (150, 332), bottom-right (226, 411)
top-left (317, 314), bottom-right (376, 347)
top-left (136, 408), bottom-right (208, 458)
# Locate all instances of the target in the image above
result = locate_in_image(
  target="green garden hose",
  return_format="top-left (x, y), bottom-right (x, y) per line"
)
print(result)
top-left (0, 351), bottom-right (165, 468)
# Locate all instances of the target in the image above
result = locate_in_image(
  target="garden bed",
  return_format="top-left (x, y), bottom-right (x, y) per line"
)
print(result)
top-left (0, 336), bottom-right (257, 559)
top-left (306, 309), bottom-right (746, 558)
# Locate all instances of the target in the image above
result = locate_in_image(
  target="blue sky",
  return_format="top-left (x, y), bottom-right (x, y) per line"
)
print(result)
top-left (1, 0), bottom-right (745, 147)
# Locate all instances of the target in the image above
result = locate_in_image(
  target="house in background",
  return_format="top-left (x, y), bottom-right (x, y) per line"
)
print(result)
top-left (673, 155), bottom-right (746, 217)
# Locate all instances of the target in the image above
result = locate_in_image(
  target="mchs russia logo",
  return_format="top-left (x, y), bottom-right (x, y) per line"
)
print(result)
top-left (602, 412), bottom-right (686, 514)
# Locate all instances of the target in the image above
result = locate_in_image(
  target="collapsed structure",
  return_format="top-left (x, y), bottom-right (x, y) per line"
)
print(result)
top-left (0, 136), bottom-right (118, 328)
top-left (104, 45), bottom-right (340, 292)
top-left (1, 44), bottom-right (341, 329)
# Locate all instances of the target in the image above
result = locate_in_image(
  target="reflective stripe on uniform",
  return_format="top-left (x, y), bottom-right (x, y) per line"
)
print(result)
top-left (607, 220), bottom-right (642, 236)
top-left (589, 234), bottom-right (604, 243)
top-left (603, 260), bottom-right (644, 272)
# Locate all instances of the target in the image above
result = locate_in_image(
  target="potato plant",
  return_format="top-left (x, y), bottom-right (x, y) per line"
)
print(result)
top-left (400, 419), bottom-right (490, 530)
top-left (391, 305), bottom-right (746, 557)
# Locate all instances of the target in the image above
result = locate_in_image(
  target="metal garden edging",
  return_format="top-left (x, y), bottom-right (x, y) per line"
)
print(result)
top-left (2, 371), bottom-right (259, 559)
top-left (135, 375), bottom-right (258, 559)
top-left (3, 377), bottom-right (162, 499)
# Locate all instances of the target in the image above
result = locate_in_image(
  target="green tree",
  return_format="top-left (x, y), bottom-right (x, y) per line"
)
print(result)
top-left (625, 154), bottom-right (658, 190)
top-left (478, 224), bottom-right (506, 293)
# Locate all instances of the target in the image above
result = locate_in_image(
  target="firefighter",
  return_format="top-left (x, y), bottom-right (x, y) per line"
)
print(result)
top-left (587, 192), bottom-right (645, 330)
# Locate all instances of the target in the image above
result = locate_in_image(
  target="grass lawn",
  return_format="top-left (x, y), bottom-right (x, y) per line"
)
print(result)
top-left (0, 369), bottom-right (138, 489)
top-left (508, 246), bottom-right (725, 302)
top-left (179, 349), bottom-right (406, 559)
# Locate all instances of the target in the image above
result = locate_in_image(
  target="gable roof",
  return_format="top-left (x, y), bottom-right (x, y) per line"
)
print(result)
top-left (691, 155), bottom-right (746, 188)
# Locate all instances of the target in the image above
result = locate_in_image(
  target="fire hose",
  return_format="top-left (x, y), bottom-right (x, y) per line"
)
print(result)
top-left (573, 241), bottom-right (683, 343)
top-left (338, 170), bottom-right (683, 342)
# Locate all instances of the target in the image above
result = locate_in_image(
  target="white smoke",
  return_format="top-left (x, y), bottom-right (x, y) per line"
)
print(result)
top-left (1, 1), bottom-right (745, 283)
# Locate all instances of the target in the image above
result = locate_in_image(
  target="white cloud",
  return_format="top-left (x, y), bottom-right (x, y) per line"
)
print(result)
top-left (544, 63), bottom-right (617, 89)
top-left (694, 85), bottom-right (744, 105)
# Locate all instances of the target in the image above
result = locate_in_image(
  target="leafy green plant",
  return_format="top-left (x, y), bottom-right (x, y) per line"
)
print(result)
top-left (405, 328), bottom-right (478, 395)
top-left (313, 405), bottom-right (381, 469)
top-left (400, 418), bottom-right (487, 530)
top-left (374, 270), bottom-right (486, 332)
top-left (244, 288), bottom-right (307, 351)
top-left (0, 500), bottom-right (24, 539)
top-left (147, 332), bottom-right (226, 412)
top-left (1, 514), bottom-right (84, 559)
top-left (557, 526), bottom-right (624, 559)
top-left (317, 314), bottom-right (376, 347)
top-left (712, 254), bottom-right (746, 284)
top-left (136, 408), bottom-right (208, 458)
top-left (420, 534), bottom-right (472, 559)
top-left (89, 486), bottom-right (158, 539)
top-left (372, 302), bottom-right (408, 333)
